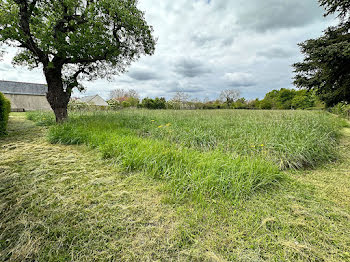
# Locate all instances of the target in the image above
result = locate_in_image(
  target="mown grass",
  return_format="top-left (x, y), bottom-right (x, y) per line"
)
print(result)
top-left (26, 109), bottom-right (345, 202)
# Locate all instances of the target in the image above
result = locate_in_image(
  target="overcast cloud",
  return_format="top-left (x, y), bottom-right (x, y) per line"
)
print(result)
top-left (0, 0), bottom-right (336, 100)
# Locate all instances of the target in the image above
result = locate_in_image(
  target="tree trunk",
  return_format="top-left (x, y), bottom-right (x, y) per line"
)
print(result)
top-left (44, 67), bottom-right (71, 123)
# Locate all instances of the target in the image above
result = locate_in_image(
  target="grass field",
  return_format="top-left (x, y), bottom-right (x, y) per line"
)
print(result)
top-left (27, 109), bottom-right (346, 202)
top-left (1, 112), bottom-right (350, 261)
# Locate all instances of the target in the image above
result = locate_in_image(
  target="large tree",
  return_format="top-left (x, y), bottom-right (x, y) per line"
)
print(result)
top-left (293, 0), bottom-right (350, 107)
top-left (219, 89), bottom-right (240, 107)
top-left (0, 0), bottom-right (155, 121)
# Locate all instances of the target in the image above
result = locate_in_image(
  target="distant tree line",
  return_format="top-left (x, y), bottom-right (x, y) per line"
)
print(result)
top-left (103, 88), bottom-right (322, 110)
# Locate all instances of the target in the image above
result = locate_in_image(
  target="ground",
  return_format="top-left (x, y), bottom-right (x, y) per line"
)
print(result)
top-left (1, 113), bottom-right (350, 261)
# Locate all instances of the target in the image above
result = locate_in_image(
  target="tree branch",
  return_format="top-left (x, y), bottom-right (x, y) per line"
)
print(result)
top-left (13, 0), bottom-right (47, 64)
top-left (64, 52), bottom-right (110, 64)
top-left (53, 0), bottom-right (88, 38)
top-left (65, 67), bottom-right (88, 93)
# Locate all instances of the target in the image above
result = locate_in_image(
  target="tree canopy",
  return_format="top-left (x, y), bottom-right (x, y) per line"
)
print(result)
top-left (293, 0), bottom-right (350, 107)
top-left (219, 89), bottom-right (240, 106)
top-left (0, 0), bottom-right (156, 121)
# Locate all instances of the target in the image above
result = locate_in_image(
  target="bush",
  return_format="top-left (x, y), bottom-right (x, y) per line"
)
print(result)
top-left (330, 102), bottom-right (350, 119)
top-left (121, 101), bottom-right (131, 108)
top-left (0, 91), bottom-right (11, 136)
top-left (107, 99), bottom-right (121, 110)
top-left (140, 97), bottom-right (166, 109)
top-left (126, 97), bottom-right (139, 107)
top-left (68, 100), bottom-right (91, 111)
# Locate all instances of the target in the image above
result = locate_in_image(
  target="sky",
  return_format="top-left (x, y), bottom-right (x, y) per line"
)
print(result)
top-left (0, 0), bottom-right (336, 100)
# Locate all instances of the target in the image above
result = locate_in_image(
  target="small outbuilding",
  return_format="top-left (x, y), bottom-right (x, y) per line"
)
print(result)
top-left (0, 80), bottom-right (51, 111)
top-left (79, 95), bottom-right (108, 106)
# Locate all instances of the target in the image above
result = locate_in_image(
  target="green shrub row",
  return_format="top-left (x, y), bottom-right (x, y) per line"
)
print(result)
top-left (0, 91), bottom-right (11, 136)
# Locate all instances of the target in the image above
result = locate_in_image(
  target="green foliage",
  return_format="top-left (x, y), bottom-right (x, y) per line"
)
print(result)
top-left (259, 88), bottom-right (316, 110)
top-left (121, 101), bottom-right (131, 108)
top-left (67, 100), bottom-right (90, 111)
top-left (232, 98), bottom-right (248, 109)
top-left (329, 102), bottom-right (350, 119)
top-left (291, 90), bottom-right (315, 109)
top-left (319, 0), bottom-right (350, 19)
top-left (125, 97), bottom-right (139, 107)
top-left (293, 1), bottom-right (350, 107)
top-left (0, 91), bottom-right (11, 136)
top-left (0, 0), bottom-right (156, 76)
top-left (107, 99), bottom-right (121, 110)
top-left (140, 97), bottom-right (166, 109)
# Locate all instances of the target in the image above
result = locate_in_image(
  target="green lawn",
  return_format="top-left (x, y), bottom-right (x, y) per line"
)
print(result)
top-left (1, 112), bottom-right (350, 261)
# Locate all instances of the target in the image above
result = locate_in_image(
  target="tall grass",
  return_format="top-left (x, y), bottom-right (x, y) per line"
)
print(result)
top-left (27, 109), bottom-right (344, 201)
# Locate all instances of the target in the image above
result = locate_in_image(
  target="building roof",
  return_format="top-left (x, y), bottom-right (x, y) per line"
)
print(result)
top-left (80, 95), bottom-right (98, 103)
top-left (80, 95), bottom-right (108, 106)
top-left (0, 80), bottom-right (47, 96)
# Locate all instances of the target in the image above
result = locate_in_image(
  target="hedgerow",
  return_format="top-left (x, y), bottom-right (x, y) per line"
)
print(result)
top-left (0, 91), bottom-right (11, 136)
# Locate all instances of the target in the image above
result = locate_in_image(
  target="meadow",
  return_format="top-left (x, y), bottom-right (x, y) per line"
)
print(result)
top-left (2, 111), bottom-right (350, 261)
top-left (27, 109), bottom-right (346, 202)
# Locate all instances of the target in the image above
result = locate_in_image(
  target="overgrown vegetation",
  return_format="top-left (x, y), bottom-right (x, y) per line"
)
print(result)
top-left (0, 91), bottom-right (11, 136)
top-left (258, 89), bottom-right (322, 110)
top-left (27, 109), bottom-right (345, 202)
top-left (330, 102), bottom-right (350, 119)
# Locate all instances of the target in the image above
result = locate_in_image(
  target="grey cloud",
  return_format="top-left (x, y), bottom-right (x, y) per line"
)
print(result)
top-left (174, 58), bottom-right (211, 78)
top-left (191, 33), bottom-right (235, 47)
top-left (128, 69), bottom-right (160, 81)
top-left (168, 86), bottom-right (205, 94)
top-left (159, 80), bottom-right (205, 94)
top-left (257, 46), bottom-right (295, 59)
top-left (237, 0), bottom-right (324, 32)
top-left (191, 32), bottom-right (218, 47)
top-left (222, 35), bottom-right (235, 47)
top-left (224, 72), bottom-right (257, 87)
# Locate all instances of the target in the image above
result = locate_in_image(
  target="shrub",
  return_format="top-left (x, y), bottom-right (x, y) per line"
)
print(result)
top-left (121, 101), bottom-right (131, 108)
top-left (107, 99), bottom-right (121, 110)
top-left (126, 97), bottom-right (139, 107)
top-left (330, 102), bottom-right (350, 119)
top-left (68, 100), bottom-right (90, 111)
top-left (140, 97), bottom-right (166, 109)
top-left (0, 91), bottom-right (11, 136)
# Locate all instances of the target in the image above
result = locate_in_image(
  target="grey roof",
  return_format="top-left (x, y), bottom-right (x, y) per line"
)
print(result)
top-left (80, 95), bottom-right (98, 103)
top-left (80, 95), bottom-right (108, 106)
top-left (0, 80), bottom-right (47, 96)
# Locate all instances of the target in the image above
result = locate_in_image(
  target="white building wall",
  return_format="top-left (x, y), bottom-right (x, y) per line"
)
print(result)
top-left (4, 94), bottom-right (52, 111)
